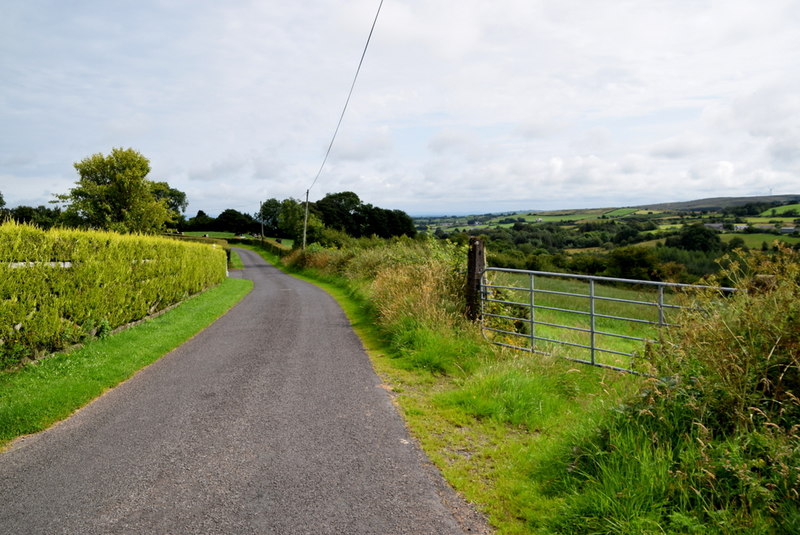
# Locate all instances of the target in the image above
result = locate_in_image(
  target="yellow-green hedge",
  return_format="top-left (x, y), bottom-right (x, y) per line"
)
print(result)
top-left (0, 222), bottom-right (227, 368)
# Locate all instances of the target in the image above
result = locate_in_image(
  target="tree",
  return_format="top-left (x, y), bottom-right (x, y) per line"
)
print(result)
top-left (0, 190), bottom-right (5, 209)
top-left (664, 224), bottom-right (723, 252)
top-left (214, 209), bottom-right (258, 235)
top-left (314, 191), bottom-right (416, 239)
top-left (150, 181), bottom-right (188, 215)
top-left (315, 191), bottom-right (362, 236)
top-left (9, 205), bottom-right (62, 229)
top-left (277, 198), bottom-right (305, 240)
top-left (258, 198), bottom-right (282, 236)
top-left (56, 148), bottom-right (175, 233)
top-left (186, 210), bottom-right (214, 231)
top-left (605, 246), bottom-right (660, 281)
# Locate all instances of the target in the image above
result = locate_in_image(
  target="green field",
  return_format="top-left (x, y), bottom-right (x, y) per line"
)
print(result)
top-left (603, 208), bottom-right (638, 217)
top-left (721, 232), bottom-right (800, 248)
top-left (759, 203), bottom-right (800, 216)
top-left (183, 231), bottom-right (237, 238)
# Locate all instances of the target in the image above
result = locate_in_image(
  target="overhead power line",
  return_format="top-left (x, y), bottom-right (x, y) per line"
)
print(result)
top-left (303, 0), bottom-right (384, 248)
top-left (308, 0), bottom-right (384, 192)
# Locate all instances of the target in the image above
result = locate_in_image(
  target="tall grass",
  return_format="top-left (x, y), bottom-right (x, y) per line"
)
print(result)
top-left (265, 237), bottom-right (798, 533)
top-left (543, 245), bottom-right (800, 534)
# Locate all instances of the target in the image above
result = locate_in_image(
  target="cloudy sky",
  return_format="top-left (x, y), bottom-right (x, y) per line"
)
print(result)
top-left (2, 0), bottom-right (799, 217)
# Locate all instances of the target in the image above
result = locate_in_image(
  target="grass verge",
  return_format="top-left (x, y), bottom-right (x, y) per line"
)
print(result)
top-left (228, 248), bottom-right (244, 269)
top-left (0, 277), bottom-right (252, 450)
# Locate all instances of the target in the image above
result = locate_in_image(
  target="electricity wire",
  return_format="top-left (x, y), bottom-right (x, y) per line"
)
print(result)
top-left (307, 0), bottom-right (384, 193)
top-left (302, 0), bottom-right (384, 248)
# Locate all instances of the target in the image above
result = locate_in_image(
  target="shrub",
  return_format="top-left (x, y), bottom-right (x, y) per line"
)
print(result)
top-left (0, 222), bottom-right (227, 368)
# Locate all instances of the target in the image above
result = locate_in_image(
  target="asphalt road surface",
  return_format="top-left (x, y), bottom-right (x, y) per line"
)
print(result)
top-left (0, 247), bottom-right (490, 534)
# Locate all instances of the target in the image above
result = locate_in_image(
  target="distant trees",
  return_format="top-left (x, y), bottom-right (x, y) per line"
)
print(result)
top-left (664, 224), bottom-right (723, 252)
top-left (214, 209), bottom-right (259, 235)
top-left (6, 205), bottom-right (62, 229)
top-left (313, 191), bottom-right (416, 239)
top-left (55, 148), bottom-right (185, 234)
top-left (253, 192), bottom-right (415, 242)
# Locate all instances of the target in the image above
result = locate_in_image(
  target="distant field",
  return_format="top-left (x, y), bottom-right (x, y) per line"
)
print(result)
top-left (744, 216), bottom-right (798, 224)
top-left (184, 231), bottom-right (237, 238)
top-left (720, 232), bottom-right (800, 248)
top-left (529, 214), bottom-right (596, 223)
top-left (758, 203), bottom-right (800, 216)
top-left (604, 208), bottom-right (637, 217)
top-left (636, 238), bottom-right (665, 248)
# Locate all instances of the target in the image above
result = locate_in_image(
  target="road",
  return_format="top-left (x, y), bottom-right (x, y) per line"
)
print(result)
top-left (0, 247), bottom-right (489, 534)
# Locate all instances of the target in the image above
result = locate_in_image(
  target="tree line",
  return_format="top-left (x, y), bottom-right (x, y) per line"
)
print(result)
top-left (1, 148), bottom-right (415, 244)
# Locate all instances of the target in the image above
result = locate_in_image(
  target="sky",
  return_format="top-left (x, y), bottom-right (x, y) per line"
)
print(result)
top-left (2, 0), bottom-right (799, 217)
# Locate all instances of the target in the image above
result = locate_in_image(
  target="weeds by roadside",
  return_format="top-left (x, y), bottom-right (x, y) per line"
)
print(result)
top-left (247, 238), bottom-right (799, 534)
top-left (542, 246), bottom-right (800, 534)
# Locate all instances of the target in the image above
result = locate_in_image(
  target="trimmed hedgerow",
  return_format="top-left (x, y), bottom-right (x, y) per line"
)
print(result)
top-left (0, 222), bottom-right (227, 368)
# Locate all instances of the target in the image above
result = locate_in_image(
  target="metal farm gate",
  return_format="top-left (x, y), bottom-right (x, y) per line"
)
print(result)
top-left (479, 266), bottom-right (736, 374)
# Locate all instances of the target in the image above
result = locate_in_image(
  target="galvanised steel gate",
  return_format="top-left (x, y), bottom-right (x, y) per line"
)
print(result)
top-left (480, 267), bottom-right (736, 374)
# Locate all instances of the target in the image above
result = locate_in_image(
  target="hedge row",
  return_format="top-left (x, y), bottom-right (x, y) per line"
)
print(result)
top-left (0, 222), bottom-right (227, 369)
top-left (227, 237), bottom-right (291, 257)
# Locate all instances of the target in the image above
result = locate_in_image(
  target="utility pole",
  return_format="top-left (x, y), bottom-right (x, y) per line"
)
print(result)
top-left (302, 189), bottom-right (309, 250)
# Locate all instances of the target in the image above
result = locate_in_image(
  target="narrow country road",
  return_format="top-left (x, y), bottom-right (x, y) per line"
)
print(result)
top-left (0, 248), bottom-right (489, 534)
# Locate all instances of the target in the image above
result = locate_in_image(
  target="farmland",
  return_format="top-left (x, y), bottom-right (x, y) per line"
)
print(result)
top-left (417, 196), bottom-right (800, 284)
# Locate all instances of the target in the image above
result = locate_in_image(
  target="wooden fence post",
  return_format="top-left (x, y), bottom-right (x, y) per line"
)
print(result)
top-left (466, 237), bottom-right (486, 321)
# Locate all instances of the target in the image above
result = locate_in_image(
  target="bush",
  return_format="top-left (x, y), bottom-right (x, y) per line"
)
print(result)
top-left (0, 222), bottom-right (227, 368)
top-left (545, 246), bottom-right (800, 534)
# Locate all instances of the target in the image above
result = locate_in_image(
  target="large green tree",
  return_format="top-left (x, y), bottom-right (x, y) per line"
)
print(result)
top-left (150, 181), bottom-right (188, 215)
top-left (214, 209), bottom-right (259, 235)
top-left (313, 191), bottom-right (416, 239)
top-left (258, 198), bottom-right (283, 236)
top-left (56, 148), bottom-right (183, 233)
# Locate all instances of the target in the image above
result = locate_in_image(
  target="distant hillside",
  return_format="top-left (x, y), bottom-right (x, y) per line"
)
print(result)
top-left (637, 194), bottom-right (800, 211)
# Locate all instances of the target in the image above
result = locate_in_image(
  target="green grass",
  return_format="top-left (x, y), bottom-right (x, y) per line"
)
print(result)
top-left (758, 203), bottom-right (800, 216)
top-left (744, 216), bottom-right (798, 225)
top-left (0, 277), bottom-right (252, 449)
top-left (228, 249), bottom-right (244, 269)
top-left (604, 208), bottom-right (638, 217)
top-left (183, 230), bottom-right (238, 238)
top-left (720, 232), bottom-right (800, 248)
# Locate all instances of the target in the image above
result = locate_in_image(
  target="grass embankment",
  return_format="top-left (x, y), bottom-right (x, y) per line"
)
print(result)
top-left (244, 238), bottom-right (799, 534)
top-left (0, 277), bottom-right (252, 450)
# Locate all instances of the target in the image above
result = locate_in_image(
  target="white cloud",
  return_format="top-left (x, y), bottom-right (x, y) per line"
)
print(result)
top-left (1, 0), bottom-right (799, 216)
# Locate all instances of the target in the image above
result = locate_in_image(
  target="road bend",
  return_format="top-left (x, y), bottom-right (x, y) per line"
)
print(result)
top-left (0, 247), bottom-right (489, 535)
